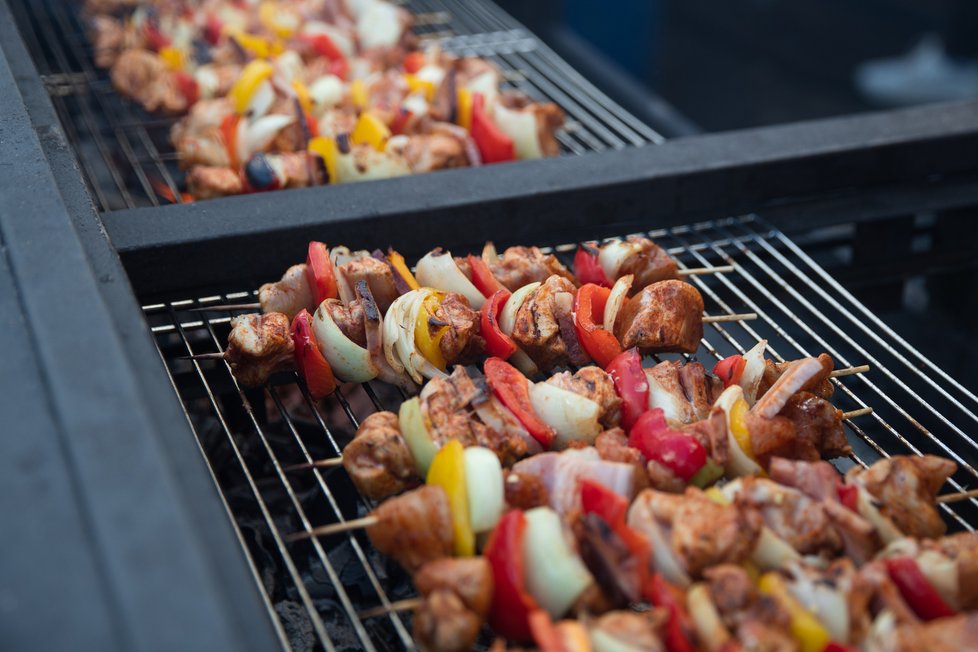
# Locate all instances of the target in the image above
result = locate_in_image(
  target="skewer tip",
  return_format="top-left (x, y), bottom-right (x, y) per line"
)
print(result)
top-left (842, 407), bottom-right (874, 420)
top-left (284, 457), bottom-right (344, 472)
top-left (285, 515), bottom-right (380, 542)
top-left (358, 597), bottom-right (424, 619)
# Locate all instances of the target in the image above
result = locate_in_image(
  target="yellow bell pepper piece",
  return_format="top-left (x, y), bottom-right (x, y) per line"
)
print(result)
top-left (225, 29), bottom-right (275, 59)
top-left (387, 249), bottom-right (421, 290)
top-left (404, 74), bottom-right (436, 101)
top-left (758, 573), bottom-right (831, 652)
top-left (729, 398), bottom-right (753, 459)
top-left (704, 487), bottom-right (730, 506)
top-left (351, 112), bottom-right (391, 152)
top-left (228, 59), bottom-right (274, 115)
top-left (259, 2), bottom-right (298, 38)
top-left (426, 440), bottom-right (474, 557)
top-left (415, 293), bottom-right (448, 371)
top-left (308, 136), bottom-right (338, 184)
top-left (350, 79), bottom-right (368, 110)
top-left (456, 87), bottom-right (473, 131)
top-left (292, 79), bottom-right (312, 114)
top-left (158, 46), bottom-right (185, 71)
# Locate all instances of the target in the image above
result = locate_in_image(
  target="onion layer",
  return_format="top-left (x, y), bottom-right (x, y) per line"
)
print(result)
top-left (740, 339), bottom-right (767, 405)
top-left (523, 507), bottom-right (593, 618)
top-left (528, 381), bottom-right (601, 448)
top-left (603, 274), bottom-right (634, 332)
top-left (714, 385), bottom-right (765, 477)
top-left (415, 250), bottom-right (485, 309)
top-left (493, 102), bottom-right (542, 160)
top-left (597, 240), bottom-right (642, 282)
top-left (687, 583), bottom-right (732, 652)
top-left (463, 447), bottom-right (504, 533)
top-left (398, 396), bottom-right (437, 476)
top-left (312, 300), bottom-right (379, 382)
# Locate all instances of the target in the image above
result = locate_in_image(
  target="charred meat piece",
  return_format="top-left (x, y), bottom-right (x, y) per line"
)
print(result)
top-left (588, 611), bottom-right (665, 652)
top-left (617, 236), bottom-right (680, 290)
top-left (704, 564), bottom-right (796, 652)
top-left (366, 485), bottom-right (453, 572)
top-left (757, 353), bottom-right (835, 400)
top-left (646, 360), bottom-right (721, 426)
top-left (343, 412), bottom-right (417, 501)
top-left (433, 294), bottom-right (484, 365)
top-left (614, 280), bottom-right (704, 354)
top-left (848, 454), bottom-right (956, 539)
top-left (681, 406), bottom-right (729, 468)
top-left (545, 367), bottom-right (622, 428)
top-left (224, 313), bottom-right (294, 387)
top-left (412, 590), bottom-right (479, 652)
top-left (778, 391), bottom-right (850, 460)
top-left (186, 165), bottom-right (244, 200)
top-left (503, 470), bottom-right (551, 511)
top-left (258, 264), bottom-right (316, 320)
top-left (414, 557), bottom-right (493, 618)
top-left (399, 128), bottom-right (471, 173)
top-left (576, 513), bottom-right (644, 606)
top-left (752, 357), bottom-right (827, 419)
top-left (338, 255), bottom-right (399, 314)
top-left (595, 428), bottom-right (643, 466)
top-left (511, 274), bottom-right (583, 370)
top-left (171, 98), bottom-right (234, 169)
top-left (420, 367), bottom-right (527, 467)
top-left (487, 245), bottom-right (574, 291)
top-left (323, 297), bottom-right (367, 347)
top-left (111, 49), bottom-right (188, 114)
top-left (732, 477), bottom-right (842, 556)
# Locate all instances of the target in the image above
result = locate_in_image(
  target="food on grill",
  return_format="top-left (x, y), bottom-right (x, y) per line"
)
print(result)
top-left (223, 312), bottom-right (294, 386)
top-left (412, 557), bottom-right (493, 652)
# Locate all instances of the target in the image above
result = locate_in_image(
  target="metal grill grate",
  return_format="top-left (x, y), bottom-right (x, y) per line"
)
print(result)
top-left (10, 0), bottom-right (661, 214)
top-left (142, 215), bottom-right (978, 651)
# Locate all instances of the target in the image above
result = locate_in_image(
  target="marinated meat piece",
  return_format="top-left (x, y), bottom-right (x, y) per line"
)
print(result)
top-left (111, 49), bottom-right (188, 114)
top-left (705, 565), bottom-right (796, 652)
top-left (513, 448), bottom-right (640, 516)
top-left (343, 412), bottom-right (417, 501)
top-left (577, 513), bottom-right (645, 605)
top-left (420, 367), bottom-right (526, 467)
top-left (705, 564), bottom-right (758, 616)
top-left (646, 360), bottom-right (717, 425)
top-left (822, 498), bottom-right (881, 565)
top-left (732, 477), bottom-right (842, 556)
top-left (743, 411), bottom-right (798, 468)
top-left (851, 560), bottom-right (920, 635)
top-left (681, 407), bottom-right (729, 467)
top-left (172, 98), bottom-right (233, 169)
top-left (401, 130), bottom-right (470, 173)
top-left (338, 255), bottom-right (399, 313)
top-left (497, 92), bottom-right (565, 158)
top-left (224, 313), bottom-right (294, 387)
top-left (768, 457), bottom-right (840, 501)
top-left (617, 237), bottom-right (680, 290)
top-left (186, 165), bottom-right (244, 199)
top-left (882, 532), bottom-right (978, 610)
top-left (645, 459), bottom-right (687, 493)
top-left (757, 353), bottom-right (835, 400)
top-left (778, 391), bottom-right (850, 460)
top-left (614, 280), bottom-right (704, 354)
top-left (848, 455), bottom-right (956, 539)
top-left (678, 361), bottom-right (723, 420)
top-left (433, 294), bottom-right (483, 365)
top-left (589, 611), bottom-right (665, 652)
top-left (595, 428), bottom-right (643, 466)
top-left (414, 557), bottom-right (493, 618)
top-left (488, 245), bottom-right (574, 291)
top-left (752, 357), bottom-right (827, 419)
top-left (366, 485), bottom-right (453, 572)
top-left (511, 275), bottom-right (581, 370)
top-left (866, 614), bottom-right (978, 652)
top-left (324, 298), bottom-right (367, 347)
top-left (503, 471), bottom-right (550, 510)
top-left (628, 488), bottom-right (762, 578)
top-left (258, 264), bottom-right (316, 319)
top-left (413, 589), bottom-right (480, 652)
top-left (546, 367), bottom-right (622, 428)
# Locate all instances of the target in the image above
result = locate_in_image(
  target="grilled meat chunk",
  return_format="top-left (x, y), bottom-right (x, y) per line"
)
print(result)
top-left (595, 428), bottom-right (643, 466)
top-left (258, 264), bottom-right (316, 319)
top-left (420, 367), bottom-right (526, 467)
top-left (111, 49), bottom-right (188, 114)
top-left (614, 280), bottom-right (704, 354)
top-left (848, 454), bottom-right (956, 539)
top-left (414, 557), bottom-right (493, 618)
top-left (323, 298), bottom-right (367, 347)
top-left (589, 611), bottom-right (665, 652)
top-left (503, 470), bottom-right (551, 510)
top-left (366, 485), bottom-right (453, 572)
top-left (511, 274), bottom-right (582, 369)
top-left (338, 255), bottom-right (399, 314)
top-left (224, 313), bottom-right (294, 387)
top-left (433, 294), bottom-right (484, 365)
top-left (513, 448), bottom-right (640, 516)
top-left (864, 613), bottom-right (978, 652)
top-left (398, 127), bottom-right (471, 173)
top-left (171, 98), bottom-right (233, 169)
top-left (646, 360), bottom-right (722, 425)
top-left (412, 590), bottom-right (479, 652)
top-left (757, 353), bottom-right (835, 400)
top-left (545, 367), bottom-right (621, 428)
top-left (343, 412), bottom-right (417, 501)
top-left (778, 391), bottom-right (850, 459)
top-left (681, 407), bottom-right (729, 468)
top-left (705, 564), bottom-right (797, 652)
top-left (186, 165), bottom-right (244, 199)
top-left (487, 245), bottom-right (574, 291)
top-left (731, 477), bottom-right (842, 556)
top-left (617, 236), bottom-right (680, 290)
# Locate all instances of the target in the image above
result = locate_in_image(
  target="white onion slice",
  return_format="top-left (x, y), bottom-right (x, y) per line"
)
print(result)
top-left (597, 240), bottom-right (642, 282)
top-left (248, 79), bottom-right (275, 118)
top-left (383, 293), bottom-right (409, 375)
top-left (687, 583), bottom-right (732, 652)
top-left (360, 283), bottom-right (414, 390)
top-left (357, 1), bottom-right (402, 49)
top-left (395, 289), bottom-right (448, 383)
top-left (750, 527), bottom-right (802, 571)
top-left (241, 114), bottom-right (295, 161)
top-left (482, 241), bottom-right (500, 265)
top-left (312, 300), bottom-right (379, 383)
top-left (627, 497), bottom-right (691, 588)
top-left (465, 71), bottom-right (499, 109)
top-left (785, 563), bottom-right (849, 642)
top-left (528, 382), bottom-right (601, 448)
top-left (852, 480), bottom-right (904, 544)
top-left (415, 250), bottom-right (485, 309)
top-left (523, 507), bottom-right (593, 618)
top-left (500, 282), bottom-right (540, 337)
top-left (911, 549), bottom-right (959, 608)
top-left (714, 385), bottom-right (765, 477)
top-left (493, 102), bottom-right (542, 160)
top-left (308, 75), bottom-right (344, 112)
top-left (590, 630), bottom-right (647, 652)
top-left (509, 348), bottom-right (540, 377)
top-left (646, 369), bottom-right (691, 426)
top-left (399, 396), bottom-right (437, 476)
top-left (603, 274), bottom-right (633, 332)
top-left (740, 339), bottom-right (768, 405)
top-left (463, 447), bottom-right (504, 533)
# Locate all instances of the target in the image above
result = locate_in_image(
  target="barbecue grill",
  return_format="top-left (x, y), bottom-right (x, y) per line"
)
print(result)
top-left (4, 0), bottom-right (978, 651)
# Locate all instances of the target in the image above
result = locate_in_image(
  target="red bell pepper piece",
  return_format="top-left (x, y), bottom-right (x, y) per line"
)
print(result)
top-left (822, 644), bottom-right (858, 652)
top-left (645, 574), bottom-right (696, 652)
top-left (304, 111), bottom-right (319, 139)
top-left (470, 93), bottom-right (515, 164)
top-left (390, 108), bottom-right (414, 135)
top-left (467, 254), bottom-right (506, 297)
top-left (305, 241), bottom-right (339, 305)
top-left (484, 510), bottom-right (539, 642)
top-left (885, 556), bottom-right (957, 621)
top-left (629, 409), bottom-right (708, 482)
top-left (143, 20), bottom-right (171, 52)
top-left (714, 355), bottom-right (746, 388)
top-left (581, 478), bottom-right (629, 526)
top-left (528, 610), bottom-right (568, 652)
top-left (203, 13), bottom-right (223, 46)
top-left (481, 291), bottom-right (518, 359)
top-left (574, 283), bottom-right (623, 368)
top-left (836, 483), bottom-right (859, 512)
top-left (403, 51), bottom-right (426, 74)
top-left (173, 71), bottom-right (199, 106)
top-left (303, 33), bottom-right (349, 80)
top-left (219, 114), bottom-right (240, 169)
top-left (484, 357), bottom-right (555, 447)
top-left (605, 348), bottom-right (649, 431)
top-left (573, 245), bottom-right (612, 287)
top-left (290, 310), bottom-right (337, 399)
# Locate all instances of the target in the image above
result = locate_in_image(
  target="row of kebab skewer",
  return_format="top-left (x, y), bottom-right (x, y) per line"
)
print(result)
top-left (186, 236), bottom-right (978, 650)
top-left (85, 0), bottom-right (566, 200)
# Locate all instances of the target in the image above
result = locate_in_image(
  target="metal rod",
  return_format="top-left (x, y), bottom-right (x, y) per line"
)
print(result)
top-left (831, 365), bottom-right (871, 377)
top-left (703, 312), bottom-right (757, 323)
top-left (284, 457), bottom-right (344, 472)
top-left (286, 515), bottom-right (380, 542)
top-left (358, 598), bottom-right (423, 619)
top-left (937, 488), bottom-right (978, 504)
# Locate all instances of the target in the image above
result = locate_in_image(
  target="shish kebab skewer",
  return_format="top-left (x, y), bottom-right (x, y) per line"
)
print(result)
top-left (285, 444), bottom-right (977, 652)
top-left (187, 237), bottom-right (733, 316)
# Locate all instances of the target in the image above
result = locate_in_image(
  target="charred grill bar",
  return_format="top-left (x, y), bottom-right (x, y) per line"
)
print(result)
top-left (2, 0), bottom-right (978, 650)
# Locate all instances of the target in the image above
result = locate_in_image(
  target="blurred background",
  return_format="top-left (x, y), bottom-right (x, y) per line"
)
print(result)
top-left (502, 0), bottom-right (978, 390)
